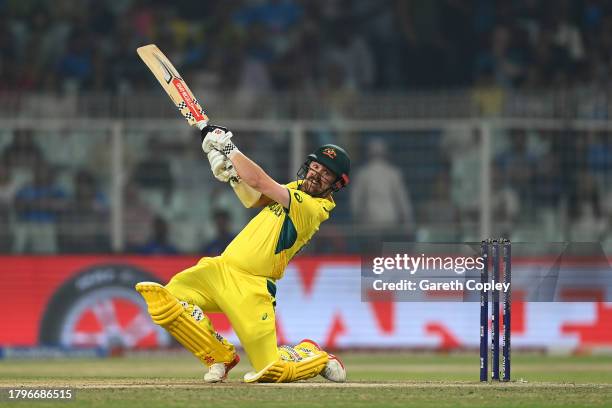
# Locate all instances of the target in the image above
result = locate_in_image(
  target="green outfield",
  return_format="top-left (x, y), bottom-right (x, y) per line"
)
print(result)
top-left (1, 352), bottom-right (611, 407)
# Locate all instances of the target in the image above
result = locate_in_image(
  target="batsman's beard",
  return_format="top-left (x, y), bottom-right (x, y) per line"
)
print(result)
top-left (300, 177), bottom-right (330, 197)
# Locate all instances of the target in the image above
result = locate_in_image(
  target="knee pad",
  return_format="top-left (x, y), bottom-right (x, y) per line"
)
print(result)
top-left (135, 282), bottom-right (235, 366)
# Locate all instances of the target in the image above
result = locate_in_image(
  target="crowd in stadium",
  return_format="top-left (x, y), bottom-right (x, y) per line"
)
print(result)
top-left (2, 0), bottom-right (612, 254)
top-left (2, 123), bottom-right (612, 254)
top-left (1, 0), bottom-right (612, 93)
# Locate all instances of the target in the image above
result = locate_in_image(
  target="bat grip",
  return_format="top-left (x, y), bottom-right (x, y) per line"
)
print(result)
top-left (196, 120), bottom-right (209, 131)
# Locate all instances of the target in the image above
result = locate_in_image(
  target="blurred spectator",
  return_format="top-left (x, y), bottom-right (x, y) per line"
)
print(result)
top-left (417, 170), bottom-right (460, 241)
top-left (495, 128), bottom-right (537, 205)
top-left (269, 21), bottom-right (320, 92)
top-left (235, 0), bottom-right (304, 59)
top-left (5, 0), bottom-right (612, 252)
top-left (108, 33), bottom-right (146, 93)
top-left (440, 124), bottom-right (477, 160)
top-left (472, 66), bottom-right (504, 116)
top-left (491, 165), bottom-right (521, 239)
top-left (58, 170), bottom-right (110, 253)
top-left (439, 0), bottom-right (476, 86)
top-left (601, 182), bottom-right (612, 245)
top-left (87, 133), bottom-right (137, 181)
top-left (13, 161), bottom-right (67, 253)
top-left (475, 24), bottom-right (530, 87)
top-left (0, 14), bottom-right (18, 67)
top-left (201, 209), bottom-right (236, 255)
top-left (0, 0), bottom-right (611, 93)
top-left (319, 59), bottom-right (358, 138)
top-left (447, 129), bottom-right (481, 230)
top-left (395, 0), bottom-right (448, 87)
top-left (0, 161), bottom-right (19, 206)
top-left (136, 216), bottom-right (178, 255)
top-left (350, 139), bottom-right (414, 239)
top-left (133, 135), bottom-right (174, 204)
top-left (0, 162), bottom-right (19, 252)
top-left (205, 181), bottom-right (249, 242)
top-left (533, 130), bottom-right (564, 239)
top-left (585, 130), bottom-right (612, 189)
top-left (569, 171), bottom-right (604, 241)
top-left (56, 30), bottom-right (94, 92)
top-left (233, 23), bottom-right (274, 114)
top-left (123, 180), bottom-right (154, 251)
top-left (1, 129), bottom-right (44, 171)
top-left (548, 4), bottom-right (585, 69)
top-left (322, 23), bottom-right (375, 90)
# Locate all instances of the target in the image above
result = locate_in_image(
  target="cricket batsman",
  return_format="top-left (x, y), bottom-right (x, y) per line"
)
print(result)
top-left (135, 125), bottom-right (350, 383)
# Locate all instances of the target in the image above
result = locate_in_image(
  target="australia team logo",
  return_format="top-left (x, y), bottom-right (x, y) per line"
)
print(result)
top-left (322, 147), bottom-right (337, 159)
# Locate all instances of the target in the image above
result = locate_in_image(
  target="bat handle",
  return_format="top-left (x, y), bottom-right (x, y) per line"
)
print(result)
top-left (196, 120), bottom-right (209, 131)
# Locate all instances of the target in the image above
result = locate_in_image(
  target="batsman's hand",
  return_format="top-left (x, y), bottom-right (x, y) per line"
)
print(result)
top-left (207, 149), bottom-right (237, 182)
top-left (201, 124), bottom-right (234, 154)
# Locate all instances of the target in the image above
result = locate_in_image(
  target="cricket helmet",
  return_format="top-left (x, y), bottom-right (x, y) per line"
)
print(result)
top-left (299, 144), bottom-right (350, 192)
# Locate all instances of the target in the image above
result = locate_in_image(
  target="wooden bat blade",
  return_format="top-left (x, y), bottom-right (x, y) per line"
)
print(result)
top-left (137, 44), bottom-right (208, 127)
top-left (137, 44), bottom-right (261, 208)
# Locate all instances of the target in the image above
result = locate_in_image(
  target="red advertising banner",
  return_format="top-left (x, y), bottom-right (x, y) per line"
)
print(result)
top-left (1, 256), bottom-right (197, 347)
top-left (1, 256), bottom-right (611, 352)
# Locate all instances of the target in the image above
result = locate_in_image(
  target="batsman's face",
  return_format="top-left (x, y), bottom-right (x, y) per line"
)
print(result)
top-left (302, 161), bottom-right (335, 196)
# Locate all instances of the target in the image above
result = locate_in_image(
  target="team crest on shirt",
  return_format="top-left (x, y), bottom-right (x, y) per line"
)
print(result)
top-left (322, 147), bottom-right (337, 159)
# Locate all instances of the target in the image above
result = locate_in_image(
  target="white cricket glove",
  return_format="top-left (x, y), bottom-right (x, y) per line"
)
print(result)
top-left (201, 124), bottom-right (239, 157)
top-left (207, 149), bottom-right (238, 183)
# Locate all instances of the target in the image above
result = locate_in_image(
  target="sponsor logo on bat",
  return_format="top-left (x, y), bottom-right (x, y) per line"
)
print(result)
top-left (153, 53), bottom-right (180, 84)
top-left (172, 79), bottom-right (204, 121)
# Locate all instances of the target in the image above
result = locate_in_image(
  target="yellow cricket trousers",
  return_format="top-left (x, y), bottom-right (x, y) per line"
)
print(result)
top-left (165, 256), bottom-right (278, 371)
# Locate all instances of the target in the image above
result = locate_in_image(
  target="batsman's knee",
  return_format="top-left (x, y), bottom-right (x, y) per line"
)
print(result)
top-left (135, 282), bottom-right (183, 326)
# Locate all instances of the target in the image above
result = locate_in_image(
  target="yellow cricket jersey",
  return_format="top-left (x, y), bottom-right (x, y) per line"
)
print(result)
top-left (221, 181), bottom-right (335, 280)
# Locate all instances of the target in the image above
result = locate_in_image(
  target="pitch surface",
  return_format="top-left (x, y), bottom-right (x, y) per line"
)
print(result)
top-left (1, 352), bottom-right (611, 407)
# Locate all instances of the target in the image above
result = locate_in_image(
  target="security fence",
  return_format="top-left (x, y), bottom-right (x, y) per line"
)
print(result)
top-left (1, 93), bottom-right (612, 254)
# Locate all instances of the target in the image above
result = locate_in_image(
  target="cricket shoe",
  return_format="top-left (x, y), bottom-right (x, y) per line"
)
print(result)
top-left (295, 339), bottom-right (347, 383)
top-left (321, 353), bottom-right (346, 382)
top-left (204, 354), bottom-right (240, 383)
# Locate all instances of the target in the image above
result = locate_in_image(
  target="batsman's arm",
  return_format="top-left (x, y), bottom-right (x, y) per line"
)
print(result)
top-left (201, 124), bottom-right (287, 208)
top-left (252, 195), bottom-right (274, 207)
top-left (229, 151), bottom-right (290, 209)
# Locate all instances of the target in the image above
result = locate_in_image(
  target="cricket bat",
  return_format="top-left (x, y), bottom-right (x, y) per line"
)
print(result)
top-left (136, 44), bottom-right (261, 208)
